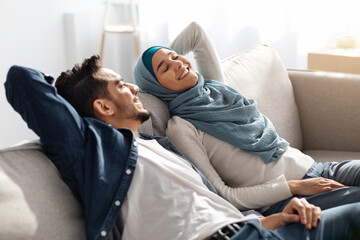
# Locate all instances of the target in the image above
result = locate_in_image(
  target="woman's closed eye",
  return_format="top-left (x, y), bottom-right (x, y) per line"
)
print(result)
top-left (163, 55), bottom-right (179, 72)
top-left (169, 51), bottom-right (179, 60)
top-left (163, 65), bottom-right (169, 73)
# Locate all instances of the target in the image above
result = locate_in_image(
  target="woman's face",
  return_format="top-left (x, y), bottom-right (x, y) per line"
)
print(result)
top-left (152, 48), bottom-right (198, 91)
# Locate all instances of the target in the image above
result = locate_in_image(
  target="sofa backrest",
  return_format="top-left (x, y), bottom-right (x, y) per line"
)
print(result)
top-left (289, 69), bottom-right (360, 152)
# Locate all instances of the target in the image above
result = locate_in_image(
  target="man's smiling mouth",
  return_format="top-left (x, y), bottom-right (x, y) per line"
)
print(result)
top-left (133, 96), bottom-right (140, 103)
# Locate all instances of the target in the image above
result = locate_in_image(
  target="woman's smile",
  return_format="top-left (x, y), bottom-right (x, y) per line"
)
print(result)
top-left (178, 68), bottom-right (189, 80)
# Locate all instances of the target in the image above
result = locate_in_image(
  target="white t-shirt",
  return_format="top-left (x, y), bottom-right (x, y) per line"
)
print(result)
top-left (120, 138), bottom-right (259, 240)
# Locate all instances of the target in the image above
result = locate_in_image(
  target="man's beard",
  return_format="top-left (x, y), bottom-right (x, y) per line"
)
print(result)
top-left (112, 96), bottom-right (150, 124)
top-left (137, 109), bottom-right (150, 123)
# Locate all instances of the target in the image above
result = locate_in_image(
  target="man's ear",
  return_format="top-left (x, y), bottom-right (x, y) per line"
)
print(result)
top-left (93, 99), bottom-right (114, 116)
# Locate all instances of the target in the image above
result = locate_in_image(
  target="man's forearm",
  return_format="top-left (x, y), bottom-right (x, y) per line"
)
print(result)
top-left (5, 66), bottom-right (85, 159)
top-left (260, 214), bottom-right (283, 230)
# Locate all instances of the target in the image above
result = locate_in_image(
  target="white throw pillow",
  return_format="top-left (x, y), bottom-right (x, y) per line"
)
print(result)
top-left (221, 45), bottom-right (302, 149)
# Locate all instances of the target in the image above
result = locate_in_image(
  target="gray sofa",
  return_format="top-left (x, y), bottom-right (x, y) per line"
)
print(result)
top-left (1, 45), bottom-right (360, 239)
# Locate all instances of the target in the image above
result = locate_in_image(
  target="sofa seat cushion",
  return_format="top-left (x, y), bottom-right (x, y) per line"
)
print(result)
top-left (221, 45), bottom-right (302, 149)
top-left (304, 150), bottom-right (360, 163)
top-left (0, 141), bottom-right (85, 239)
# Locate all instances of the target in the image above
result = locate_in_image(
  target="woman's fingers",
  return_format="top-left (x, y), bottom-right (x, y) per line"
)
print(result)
top-left (290, 178), bottom-right (346, 196)
top-left (318, 178), bottom-right (345, 188)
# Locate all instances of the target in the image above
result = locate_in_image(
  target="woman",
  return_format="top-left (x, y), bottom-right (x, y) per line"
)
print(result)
top-left (134, 22), bottom-right (360, 215)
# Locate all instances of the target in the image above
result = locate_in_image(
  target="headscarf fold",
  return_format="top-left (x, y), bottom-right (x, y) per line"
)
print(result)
top-left (134, 47), bottom-right (289, 163)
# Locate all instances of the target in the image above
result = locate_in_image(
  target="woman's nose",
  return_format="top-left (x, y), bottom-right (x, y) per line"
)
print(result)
top-left (173, 59), bottom-right (182, 69)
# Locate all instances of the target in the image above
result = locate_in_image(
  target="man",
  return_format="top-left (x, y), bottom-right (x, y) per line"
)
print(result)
top-left (5, 55), bottom-right (360, 240)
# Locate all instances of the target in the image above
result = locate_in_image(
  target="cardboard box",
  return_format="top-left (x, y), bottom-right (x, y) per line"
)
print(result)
top-left (308, 47), bottom-right (360, 74)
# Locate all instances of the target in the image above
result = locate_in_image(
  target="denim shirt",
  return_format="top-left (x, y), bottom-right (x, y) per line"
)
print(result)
top-left (5, 66), bottom-right (216, 240)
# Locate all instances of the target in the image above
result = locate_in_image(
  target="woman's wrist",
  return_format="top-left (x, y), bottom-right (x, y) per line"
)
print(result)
top-left (287, 180), bottom-right (298, 195)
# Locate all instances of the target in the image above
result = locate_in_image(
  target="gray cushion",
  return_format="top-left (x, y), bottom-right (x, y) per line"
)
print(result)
top-left (0, 141), bottom-right (85, 239)
top-left (138, 92), bottom-right (170, 136)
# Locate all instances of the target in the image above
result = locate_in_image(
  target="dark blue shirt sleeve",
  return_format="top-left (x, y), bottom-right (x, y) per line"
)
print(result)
top-left (5, 65), bottom-right (85, 168)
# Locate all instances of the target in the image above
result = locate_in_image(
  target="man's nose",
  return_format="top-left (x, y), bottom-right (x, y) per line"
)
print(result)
top-left (128, 84), bottom-right (139, 94)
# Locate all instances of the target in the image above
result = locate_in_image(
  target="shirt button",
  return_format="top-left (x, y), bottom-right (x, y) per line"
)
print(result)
top-left (115, 200), bottom-right (121, 206)
top-left (126, 169), bottom-right (132, 175)
top-left (133, 141), bottom-right (138, 147)
top-left (101, 230), bottom-right (107, 237)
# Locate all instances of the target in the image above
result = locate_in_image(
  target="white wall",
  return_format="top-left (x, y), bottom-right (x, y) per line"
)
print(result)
top-left (0, 0), bottom-right (135, 149)
top-left (2, 0), bottom-right (360, 149)
top-left (0, 0), bottom-right (141, 149)
top-left (138, 0), bottom-right (360, 71)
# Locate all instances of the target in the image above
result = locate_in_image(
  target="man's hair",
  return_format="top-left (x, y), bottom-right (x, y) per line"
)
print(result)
top-left (55, 55), bottom-right (109, 118)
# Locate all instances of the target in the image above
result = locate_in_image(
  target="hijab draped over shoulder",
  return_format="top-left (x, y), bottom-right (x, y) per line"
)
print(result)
top-left (134, 46), bottom-right (289, 163)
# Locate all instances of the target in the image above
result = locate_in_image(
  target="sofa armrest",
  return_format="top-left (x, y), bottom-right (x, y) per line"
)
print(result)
top-left (288, 70), bottom-right (360, 152)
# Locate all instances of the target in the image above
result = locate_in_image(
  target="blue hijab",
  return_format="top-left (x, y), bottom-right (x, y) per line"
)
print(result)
top-left (134, 47), bottom-right (289, 163)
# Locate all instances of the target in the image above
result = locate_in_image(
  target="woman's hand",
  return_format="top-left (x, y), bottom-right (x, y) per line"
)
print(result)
top-left (287, 177), bottom-right (345, 196)
top-left (260, 197), bottom-right (321, 230)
